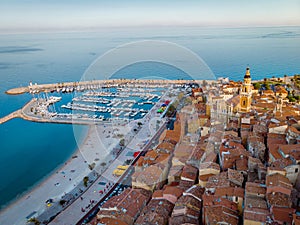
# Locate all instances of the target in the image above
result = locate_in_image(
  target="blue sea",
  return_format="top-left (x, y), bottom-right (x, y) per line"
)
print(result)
top-left (0, 26), bottom-right (300, 209)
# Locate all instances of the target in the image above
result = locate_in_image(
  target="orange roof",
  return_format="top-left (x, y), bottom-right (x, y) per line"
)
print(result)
top-left (245, 182), bottom-right (266, 196)
top-left (163, 185), bottom-right (183, 198)
top-left (214, 187), bottom-right (244, 198)
top-left (266, 173), bottom-right (293, 190)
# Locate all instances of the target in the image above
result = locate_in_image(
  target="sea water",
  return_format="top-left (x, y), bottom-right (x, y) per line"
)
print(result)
top-left (0, 26), bottom-right (299, 209)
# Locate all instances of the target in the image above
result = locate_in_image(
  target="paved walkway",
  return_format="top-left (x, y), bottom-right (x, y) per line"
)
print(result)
top-left (49, 100), bottom-right (169, 225)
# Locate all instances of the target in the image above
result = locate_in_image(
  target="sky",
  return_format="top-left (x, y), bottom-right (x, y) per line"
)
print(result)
top-left (0, 0), bottom-right (300, 33)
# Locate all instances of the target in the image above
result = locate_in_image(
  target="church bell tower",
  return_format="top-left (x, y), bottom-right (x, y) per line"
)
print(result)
top-left (239, 67), bottom-right (252, 112)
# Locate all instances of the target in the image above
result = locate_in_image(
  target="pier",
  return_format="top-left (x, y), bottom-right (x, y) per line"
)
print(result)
top-left (0, 110), bottom-right (22, 124)
top-left (5, 79), bottom-right (201, 95)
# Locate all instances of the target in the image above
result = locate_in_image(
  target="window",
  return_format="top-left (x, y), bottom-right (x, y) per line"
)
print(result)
top-left (296, 168), bottom-right (299, 173)
top-left (243, 100), bottom-right (246, 106)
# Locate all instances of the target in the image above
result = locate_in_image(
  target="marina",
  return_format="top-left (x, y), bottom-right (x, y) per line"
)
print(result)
top-left (0, 79), bottom-right (186, 125)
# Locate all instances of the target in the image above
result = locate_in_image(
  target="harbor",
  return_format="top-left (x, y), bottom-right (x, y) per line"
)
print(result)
top-left (0, 79), bottom-right (189, 125)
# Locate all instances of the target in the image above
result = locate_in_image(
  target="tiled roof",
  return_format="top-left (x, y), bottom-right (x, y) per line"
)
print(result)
top-left (178, 179), bottom-right (195, 191)
top-left (245, 182), bottom-right (266, 196)
top-left (169, 215), bottom-right (198, 225)
top-left (156, 142), bottom-right (176, 153)
top-left (199, 161), bottom-right (220, 171)
top-left (214, 187), bottom-right (244, 198)
top-left (97, 188), bottom-right (151, 224)
top-left (227, 169), bottom-right (244, 186)
top-left (272, 207), bottom-right (296, 224)
top-left (266, 192), bottom-right (291, 208)
top-left (235, 157), bottom-right (248, 171)
top-left (270, 157), bottom-right (294, 169)
top-left (266, 173), bottom-right (293, 190)
top-left (175, 195), bottom-right (201, 211)
top-left (135, 199), bottom-right (174, 225)
top-left (163, 185), bottom-right (184, 199)
top-left (205, 205), bottom-right (239, 225)
top-left (184, 185), bottom-right (205, 200)
top-left (243, 196), bottom-right (269, 223)
top-left (204, 152), bottom-right (217, 163)
top-left (181, 165), bottom-right (198, 181)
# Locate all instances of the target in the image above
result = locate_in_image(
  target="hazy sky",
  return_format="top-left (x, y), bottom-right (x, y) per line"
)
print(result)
top-left (1, 0), bottom-right (300, 32)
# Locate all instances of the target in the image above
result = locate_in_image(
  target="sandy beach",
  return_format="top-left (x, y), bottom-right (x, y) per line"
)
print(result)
top-left (0, 121), bottom-right (133, 225)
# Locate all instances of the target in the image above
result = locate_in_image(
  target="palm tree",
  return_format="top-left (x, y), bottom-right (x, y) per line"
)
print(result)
top-left (83, 176), bottom-right (89, 187)
top-left (27, 218), bottom-right (40, 225)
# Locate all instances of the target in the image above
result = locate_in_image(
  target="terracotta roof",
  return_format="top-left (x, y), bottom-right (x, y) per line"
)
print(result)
top-left (178, 179), bottom-right (195, 191)
top-left (204, 152), bottom-right (217, 163)
top-left (243, 196), bottom-right (269, 223)
top-left (175, 195), bottom-right (201, 210)
top-left (272, 207), bottom-right (296, 224)
top-left (205, 205), bottom-right (239, 225)
top-left (236, 155), bottom-right (248, 169)
top-left (135, 199), bottom-right (174, 225)
top-left (270, 157), bottom-right (294, 169)
top-left (98, 188), bottom-right (151, 224)
top-left (169, 215), bottom-right (198, 225)
top-left (199, 174), bottom-right (216, 182)
top-left (278, 144), bottom-right (300, 160)
top-left (206, 173), bottom-right (230, 189)
top-left (266, 192), bottom-right (291, 207)
top-left (156, 142), bottom-right (176, 153)
top-left (293, 214), bottom-right (300, 225)
top-left (227, 169), bottom-right (244, 186)
top-left (199, 162), bottom-right (220, 171)
top-left (132, 163), bottom-right (166, 187)
top-left (266, 173), bottom-right (293, 190)
top-left (187, 145), bottom-right (205, 162)
top-left (226, 95), bottom-right (240, 106)
top-left (163, 185), bottom-right (184, 199)
top-left (95, 218), bottom-right (129, 225)
top-left (184, 185), bottom-right (205, 200)
top-left (214, 187), bottom-right (244, 198)
top-left (245, 182), bottom-right (266, 196)
top-left (152, 190), bottom-right (163, 198)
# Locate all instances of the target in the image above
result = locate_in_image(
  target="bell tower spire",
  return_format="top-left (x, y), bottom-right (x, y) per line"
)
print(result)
top-left (239, 67), bottom-right (252, 112)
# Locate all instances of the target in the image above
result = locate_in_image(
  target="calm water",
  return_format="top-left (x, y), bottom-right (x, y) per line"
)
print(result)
top-left (0, 26), bottom-right (300, 209)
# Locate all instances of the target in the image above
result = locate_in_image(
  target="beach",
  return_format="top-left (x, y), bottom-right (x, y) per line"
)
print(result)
top-left (0, 122), bottom-right (130, 225)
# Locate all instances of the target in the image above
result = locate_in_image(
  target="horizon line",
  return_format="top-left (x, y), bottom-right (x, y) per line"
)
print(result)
top-left (0, 24), bottom-right (300, 35)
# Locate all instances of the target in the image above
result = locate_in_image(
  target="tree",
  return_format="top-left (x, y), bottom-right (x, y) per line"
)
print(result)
top-left (253, 83), bottom-right (261, 90)
top-left (83, 176), bottom-right (89, 187)
top-left (59, 199), bottom-right (67, 206)
top-left (88, 163), bottom-right (95, 170)
top-left (27, 218), bottom-right (40, 225)
top-left (100, 162), bottom-right (106, 167)
top-left (137, 122), bottom-right (143, 128)
top-left (265, 83), bottom-right (271, 90)
top-left (166, 104), bottom-right (176, 117)
top-left (119, 138), bottom-right (125, 146)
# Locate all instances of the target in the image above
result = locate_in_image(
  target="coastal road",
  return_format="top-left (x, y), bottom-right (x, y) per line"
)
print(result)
top-left (49, 99), bottom-right (169, 225)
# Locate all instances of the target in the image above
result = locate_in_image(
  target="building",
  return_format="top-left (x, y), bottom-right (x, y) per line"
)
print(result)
top-left (239, 67), bottom-right (252, 112)
top-left (135, 199), bottom-right (174, 225)
top-left (94, 188), bottom-right (151, 225)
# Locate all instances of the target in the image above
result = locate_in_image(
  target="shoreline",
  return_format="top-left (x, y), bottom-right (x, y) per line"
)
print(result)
top-left (0, 124), bottom-right (93, 223)
top-left (0, 115), bottom-right (137, 225)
